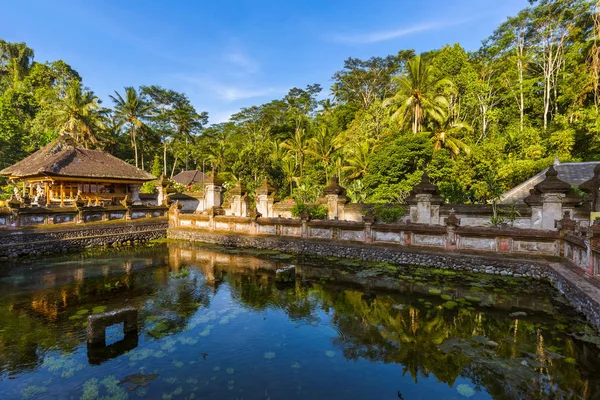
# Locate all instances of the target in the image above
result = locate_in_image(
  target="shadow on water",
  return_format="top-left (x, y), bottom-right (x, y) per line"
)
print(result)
top-left (0, 241), bottom-right (599, 399)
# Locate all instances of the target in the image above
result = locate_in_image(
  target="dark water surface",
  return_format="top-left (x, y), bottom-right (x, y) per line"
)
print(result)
top-left (1, 242), bottom-right (600, 400)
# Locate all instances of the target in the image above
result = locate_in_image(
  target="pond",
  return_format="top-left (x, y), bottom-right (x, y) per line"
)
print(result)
top-left (0, 242), bottom-right (599, 400)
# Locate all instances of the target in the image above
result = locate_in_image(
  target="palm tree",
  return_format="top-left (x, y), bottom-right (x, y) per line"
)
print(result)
top-left (171, 100), bottom-right (207, 170)
top-left (426, 115), bottom-right (472, 158)
top-left (281, 155), bottom-right (299, 194)
top-left (110, 87), bottom-right (152, 168)
top-left (384, 55), bottom-right (452, 133)
top-left (280, 127), bottom-right (309, 178)
top-left (207, 139), bottom-right (227, 172)
top-left (307, 125), bottom-right (341, 182)
top-left (49, 80), bottom-right (105, 148)
top-left (343, 141), bottom-right (372, 179)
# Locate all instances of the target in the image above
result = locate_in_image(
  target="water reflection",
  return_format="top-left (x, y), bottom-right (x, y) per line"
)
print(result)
top-left (0, 242), bottom-right (598, 399)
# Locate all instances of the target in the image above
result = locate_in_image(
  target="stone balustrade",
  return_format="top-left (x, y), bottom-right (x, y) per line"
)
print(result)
top-left (0, 203), bottom-right (168, 228)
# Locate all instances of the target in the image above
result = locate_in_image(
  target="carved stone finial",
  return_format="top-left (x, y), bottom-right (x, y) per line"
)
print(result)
top-left (445, 210), bottom-right (461, 227)
top-left (300, 208), bottom-right (311, 221)
top-left (7, 193), bottom-right (21, 209)
top-left (256, 177), bottom-right (276, 196)
top-left (322, 175), bottom-right (347, 196)
top-left (535, 165), bottom-right (570, 194)
top-left (362, 208), bottom-right (375, 224)
top-left (248, 207), bottom-right (262, 220)
top-left (556, 210), bottom-right (577, 232)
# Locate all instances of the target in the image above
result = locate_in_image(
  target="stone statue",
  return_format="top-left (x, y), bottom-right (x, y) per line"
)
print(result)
top-left (13, 187), bottom-right (21, 202)
top-left (33, 184), bottom-right (45, 205)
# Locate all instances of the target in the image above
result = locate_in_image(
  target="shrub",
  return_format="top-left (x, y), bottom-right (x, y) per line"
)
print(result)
top-left (291, 203), bottom-right (328, 220)
top-left (372, 204), bottom-right (405, 223)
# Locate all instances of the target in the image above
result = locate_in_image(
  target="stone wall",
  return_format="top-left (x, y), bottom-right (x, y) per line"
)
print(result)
top-left (168, 228), bottom-right (550, 278)
top-left (0, 219), bottom-right (167, 259)
top-left (170, 212), bottom-right (564, 259)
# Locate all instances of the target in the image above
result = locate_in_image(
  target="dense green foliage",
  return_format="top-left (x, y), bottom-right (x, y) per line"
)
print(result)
top-left (1, 0), bottom-right (599, 204)
top-left (291, 203), bottom-right (328, 220)
top-left (372, 204), bottom-right (406, 224)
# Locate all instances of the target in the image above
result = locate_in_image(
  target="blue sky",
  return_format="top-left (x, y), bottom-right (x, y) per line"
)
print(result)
top-left (3, 0), bottom-right (528, 124)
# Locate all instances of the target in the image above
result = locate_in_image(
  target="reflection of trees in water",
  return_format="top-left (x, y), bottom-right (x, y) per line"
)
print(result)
top-left (0, 247), bottom-right (181, 375)
top-left (1, 242), bottom-right (599, 399)
top-left (220, 263), bottom-right (598, 399)
top-left (304, 287), bottom-right (597, 399)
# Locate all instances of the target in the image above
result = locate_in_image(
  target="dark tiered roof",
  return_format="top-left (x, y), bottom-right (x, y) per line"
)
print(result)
top-left (501, 161), bottom-right (600, 203)
top-left (0, 135), bottom-right (156, 181)
top-left (172, 170), bottom-right (207, 186)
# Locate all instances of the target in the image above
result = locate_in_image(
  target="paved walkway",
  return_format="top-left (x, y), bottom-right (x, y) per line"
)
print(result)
top-left (549, 261), bottom-right (600, 305)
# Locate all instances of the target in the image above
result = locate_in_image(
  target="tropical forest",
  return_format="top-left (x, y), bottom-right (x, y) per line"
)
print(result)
top-left (1, 0), bottom-right (599, 204)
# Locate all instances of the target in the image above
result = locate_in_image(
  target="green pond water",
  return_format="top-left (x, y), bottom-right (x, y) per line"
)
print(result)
top-left (0, 242), bottom-right (599, 400)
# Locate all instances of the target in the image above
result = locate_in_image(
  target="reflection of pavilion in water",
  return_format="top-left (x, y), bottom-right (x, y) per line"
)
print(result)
top-left (25, 257), bottom-right (166, 322)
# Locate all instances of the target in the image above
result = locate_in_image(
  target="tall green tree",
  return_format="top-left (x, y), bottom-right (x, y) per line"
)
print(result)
top-left (110, 87), bottom-right (152, 169)
top-left (47, 80), bottom-right (105, 148)
top-left (384, 55), bottom-right (452, 133)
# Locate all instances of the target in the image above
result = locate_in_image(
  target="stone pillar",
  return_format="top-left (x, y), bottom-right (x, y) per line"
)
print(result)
top-left (445, 211), bottom-right (460, 250)
top-left (405, 172), bottom-right (444, 225)
top-left (228, 182), bottom-right (248, 217)
top-left (156, 175), bottom-right (169, 206)
top-left (169, 201), bottom-right (182, 226)
top-left (524, 189), bottom-right (543, 229)
top-left (319, 176), bottom-right (349, 220)
top-left (204, 171), bottom-right (223, 210)
top-left (535, 166), bottom-right (572, 231)
top-left (128, 184), bottom-right (141, 205)
top-left (363, 209), bottom-right (374, 243)
top-left (300, 209), bottom-right (310, 238)
top-left (256, 178), bottom-right (278, 218)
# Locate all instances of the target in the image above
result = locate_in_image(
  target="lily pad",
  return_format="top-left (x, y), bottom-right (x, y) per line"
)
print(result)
top-left (92, 306), bottom-right (107, 314)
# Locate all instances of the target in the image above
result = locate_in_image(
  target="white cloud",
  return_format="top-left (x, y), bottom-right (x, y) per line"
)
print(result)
top-left (331, 20), bottom-right (464, 44)
top-left (177, 75), bottom-right (283, 102)
top-left (224, 51), bottom-right (260, 74)
top-left (214, 84), bottom-right (278, 102)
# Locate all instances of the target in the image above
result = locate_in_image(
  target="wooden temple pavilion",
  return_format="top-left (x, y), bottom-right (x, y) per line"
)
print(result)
top-left (0, 135), bottom-right (156, 206)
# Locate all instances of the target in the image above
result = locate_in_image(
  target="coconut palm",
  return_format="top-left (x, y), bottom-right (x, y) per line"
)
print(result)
top-left (281, 155), bottom-right (299, 194)
top-left (280, 127), bottom-right (309, 178)
top-left (207, 139), bottom-right (227, 172)
top-left (343, 141), bottom-right (372, 179)
top-left (384, 55), bottom-right (452, 133)
top-left (426, 115), bottom-right (472, 157)
top-left (49, 80), bottom-right (105, 148)
top-left (110, 87), bottom-right (152, 168)
top-left (307, 125), bottom-right (341, 182)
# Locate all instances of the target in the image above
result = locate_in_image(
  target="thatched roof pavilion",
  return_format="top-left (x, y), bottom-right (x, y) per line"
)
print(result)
top-left (0, 136), bottom-right (155, 206)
